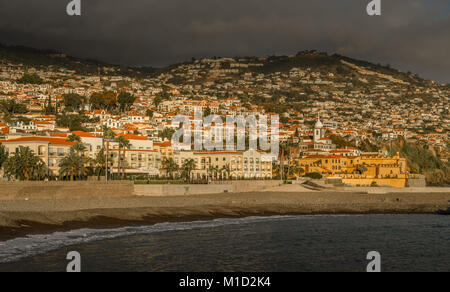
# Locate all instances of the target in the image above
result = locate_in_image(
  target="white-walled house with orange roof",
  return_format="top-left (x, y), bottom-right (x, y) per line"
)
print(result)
top-left (34, 121), bottom-right (55, 131)
top-left (103, 117), bottom-right (124, 129)
top-left (125, 113), bottom-right (146, 124)
top-left (10, 120), bottom-right (37, 132)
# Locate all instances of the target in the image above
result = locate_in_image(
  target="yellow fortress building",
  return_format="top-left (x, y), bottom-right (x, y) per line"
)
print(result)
top-left (298, 153), bottom-right (415, 188)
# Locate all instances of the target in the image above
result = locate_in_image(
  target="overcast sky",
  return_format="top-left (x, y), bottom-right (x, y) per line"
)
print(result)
top-left (0, 0), bottom-right (449, 83)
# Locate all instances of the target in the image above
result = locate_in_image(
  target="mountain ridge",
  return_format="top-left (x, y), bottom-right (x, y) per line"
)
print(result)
top-left (0, 44), bottom-right (447, 87)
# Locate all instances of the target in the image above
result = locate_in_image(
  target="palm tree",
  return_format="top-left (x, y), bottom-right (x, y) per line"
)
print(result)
top-left (92, 148), bottom-right (108, 180)
top-left (102, 126), bottom-right (116, 179)
top-left (93, 148), bottom-right (109, 180)
top-left (71, 143), bottom-right (86, 155)
top-left (0, 144), bottom-right (8, 171)
top-left (182, 159), bottom-right (196, 182)
top-left (158, 128), bottom-right (176, 141)
top-left (288, 165), bottom-right (301, 178)
top-left (208, 165), bottom-right (219, 181)
top-left (116, 136), bottom-right (131, 179)
top-left (59, 150), bottom-right (85, 181)
top-left (279, 142), bottom-right (290, 181)
top-left (221, 164), bottom-right (231, 180)
top-left (3, 146), bottom-right (48, 181)
top-left (102, 126), bottom-right (116, 149)
top-left (68, 134), bottom-right (81, 142)
top-left (162, 158), bottom-right (179, 179)
top-left (32, 160), bottom-right (48, 181)
top-left (357, 166), bottom-right (368, 175)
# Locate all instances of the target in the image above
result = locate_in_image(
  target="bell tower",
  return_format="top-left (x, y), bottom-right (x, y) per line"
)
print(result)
top-left (314, 113), bottom-right (324, 142)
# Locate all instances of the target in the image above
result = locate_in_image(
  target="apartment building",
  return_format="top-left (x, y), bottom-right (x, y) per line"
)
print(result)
top-left (0, 137), bottom-right (76, 176)
top-left (174, 149), bottom-right (273, 180)
top-left (108, 148), bottom-right (161, 176)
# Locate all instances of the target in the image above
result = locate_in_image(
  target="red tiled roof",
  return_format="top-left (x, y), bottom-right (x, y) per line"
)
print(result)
top-left (122, 134), bottom-right (147, 140)
top-left (0, 137), bottom-right (76, 146)
top-left (72, 131), bottom-right (99, 138)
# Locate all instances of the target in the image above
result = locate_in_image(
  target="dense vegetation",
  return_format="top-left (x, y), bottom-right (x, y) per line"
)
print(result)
top-left (16, 73), bottom-right (44, 84)
top-left (56, 113), bottom-right (99, 131)
top-left (388, 138), bottom-right (450, 185)
top-left (3, 146), bottom-right (48, 181)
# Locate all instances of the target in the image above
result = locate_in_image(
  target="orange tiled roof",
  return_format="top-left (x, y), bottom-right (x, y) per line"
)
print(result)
top-left (0, 137), bottom-right (76, 146)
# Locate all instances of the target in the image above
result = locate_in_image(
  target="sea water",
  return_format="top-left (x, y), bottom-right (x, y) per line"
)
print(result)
top-left (0, 214), bottom-right (448, 272)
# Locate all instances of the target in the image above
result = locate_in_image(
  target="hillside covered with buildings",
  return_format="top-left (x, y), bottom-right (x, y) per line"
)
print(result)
top-left (0, 45), bottom-right (448, 186)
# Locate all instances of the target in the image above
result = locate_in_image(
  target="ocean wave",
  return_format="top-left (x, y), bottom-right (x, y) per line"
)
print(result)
top-left (0, 215), bottom-right (308, 264)
top-left (0, 214), bottom-right (373, 264)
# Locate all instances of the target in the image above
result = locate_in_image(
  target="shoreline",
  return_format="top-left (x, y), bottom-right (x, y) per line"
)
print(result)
top-left (0, 191), bottom-right (449, 242)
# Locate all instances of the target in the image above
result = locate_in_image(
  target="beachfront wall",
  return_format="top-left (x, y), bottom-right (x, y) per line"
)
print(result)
top-left (134, 184), bottom-right (233, 196)
top-left (212, 180), bottom-right (283, 193)
top-left (0, 181), bottom-right (134, 200)
top-left (341, 178), bottom-right (407, 188)
top-left (134, 181), bottom-right (283, 196)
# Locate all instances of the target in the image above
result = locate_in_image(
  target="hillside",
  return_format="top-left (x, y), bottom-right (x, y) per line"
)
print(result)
top-left (0, 44), bottom-right (147, 77)
top-left (0, 44), bottom-right (443, 85)
top-left (0, 45), bottom-right (448, 184)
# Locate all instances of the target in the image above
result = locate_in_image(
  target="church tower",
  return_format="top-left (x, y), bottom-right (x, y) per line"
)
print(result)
top-left (314, 114), bottom-right (325, 142)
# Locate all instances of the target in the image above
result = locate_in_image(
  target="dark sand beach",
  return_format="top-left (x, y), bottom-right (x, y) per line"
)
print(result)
top-left (0, 191), bottom-right (449, 241)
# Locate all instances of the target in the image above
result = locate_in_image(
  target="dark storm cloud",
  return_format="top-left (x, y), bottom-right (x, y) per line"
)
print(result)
top-left (0, 0), bottom-right (449, 83)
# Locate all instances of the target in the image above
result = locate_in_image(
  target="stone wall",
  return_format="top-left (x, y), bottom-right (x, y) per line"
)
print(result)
top-left (408, 176), bottom-right (427, 188)
top-left (134, 184), bottom-right (233, 196)
top-left (135, 181), bottom-right (283, 196)
top-left (342, 178), bottom-right (407, 188)
top-left (0, 181), bottom-right (134, 200)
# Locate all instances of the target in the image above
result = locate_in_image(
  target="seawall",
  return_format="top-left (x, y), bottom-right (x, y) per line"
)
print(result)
top-left (0, 181), bottom-right (448, 200)
top-left (134, 184), bottom-right (234, 196)
top-left (0, 181), bottom-right (134, 200)
top-left (135, 181), bottom-right (284, 196)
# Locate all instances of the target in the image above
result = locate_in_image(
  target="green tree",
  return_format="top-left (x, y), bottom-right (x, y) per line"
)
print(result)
top-left (304, 172), bottom-right (323, 179)
top-left (204, 106), bottom-right (212, 117)
top-left (0, 100), bottom-right (28, 115)
top-left (63, 93), bottom-right (85, 111)
top-left (68, 134), bottom-right (81, 142)
top-left (153, 90), bottom-right (170, 107)
top-left (208, 165), bottom-right (219, 180)
top-left (3, 146), bottom-right (47, 181)
top-left (182, 159), bottom-right (196, 181)
top-left (43, 96), bottom-right (56, 115)
top-left (101, 126), bottom-right (116, 178)
top-left (56, 114), bottom-right (97, 131)
top-left (357, 166), bottom-right (368, 175)
top-left (162, 158), bottom-right (179, 179)
top-left (159, 128), bottom-right (176, 141)
top-left (17, 73), bottom-right (43, 84)
top-left (90, 91), bottom-right (117, 111)
top-left (102, 126), bottom-right (115, 147)
top-left (116, 136), bottom-right (131, 179)
top-left (71, 143), bottom-right (87, 155)
top-left (0, 145), bottom-right (7, 170)
top-left (59, 149), bottom-right (85, 181)
top-left (93, 148), bottom-right (113, 180)
top-left (221, 164), bottom-right (231, 180)
top-left (117, 91), bottom-right (136, 112)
